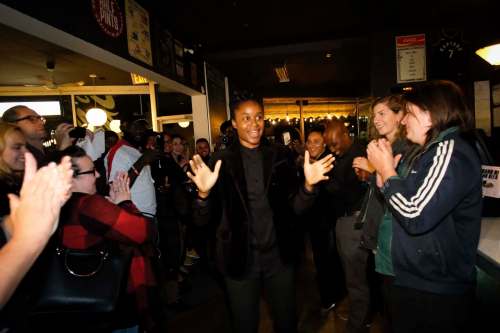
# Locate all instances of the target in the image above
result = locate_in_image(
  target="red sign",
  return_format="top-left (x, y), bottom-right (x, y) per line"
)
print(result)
top-left (92, 0), bottom-right (124, 38)
top-left (396, 34), bottom-right (426, 48)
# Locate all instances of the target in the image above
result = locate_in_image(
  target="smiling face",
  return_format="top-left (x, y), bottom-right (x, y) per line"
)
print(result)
top-left (372, 102), bottom-right (403, 142)
top-left (232, 101), bottom-right (264, 149)
top-left (196, 141), bottom-right (210, 158)
top-left (306, 131), bottom-right (325, 159)
top-left (402, 103), bottom-right (433, 146)
top-left (1, 129), bottom-right (27, 172)
top-left (172, 137), bottom-right (185, 155)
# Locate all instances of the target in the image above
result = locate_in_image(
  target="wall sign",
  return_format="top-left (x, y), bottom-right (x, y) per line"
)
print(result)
top-left (91, 0), bottom-right (124, 38)
top-left (125, 0), bottom-right (153, 65)
top-left (482, 165), bottom-right (500, 198)
top-left (396, 34), bottom-right (427, 83)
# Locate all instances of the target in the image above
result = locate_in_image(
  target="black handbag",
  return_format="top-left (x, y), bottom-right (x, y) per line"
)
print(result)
top-left (30, 242), bottom-right (132, 318)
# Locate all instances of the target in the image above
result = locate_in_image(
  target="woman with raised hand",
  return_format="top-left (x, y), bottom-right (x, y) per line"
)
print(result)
top-left (367, 81), bottom-right (482, 333)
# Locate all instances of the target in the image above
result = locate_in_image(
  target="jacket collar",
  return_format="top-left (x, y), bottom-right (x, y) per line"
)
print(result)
top-left (424, 126), bottom-right (460, 150)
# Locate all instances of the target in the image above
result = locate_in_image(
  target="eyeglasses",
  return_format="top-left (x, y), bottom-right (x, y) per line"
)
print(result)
top-left (75, 168), bottom-right (97, 176)
top-left (14, 115), bottom-right (46, 124)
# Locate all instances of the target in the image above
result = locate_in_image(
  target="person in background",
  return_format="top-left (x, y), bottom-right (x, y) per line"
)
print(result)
top-left (171, 134), bottom-right (189, 172)
top-left (352, 95), bottom-right (417, 331)
top-left (214, 120), bottom-right (235, 152)
top-left (188, 98), bottom-right (334, 333)
top-left (163, 132), bottom-right (173, 156)
top-left (367, 80), bottom-right (482, 333)
top-left (0, 123), bottom-right (27, 219)
top-left (58, 146), bottom-right (159, 332)
top-left (0, 152), bottom-right (72, 309)
top-left (303, 126), bottom-right (346, 313)
top-left (323, 119), bottom-right (369, 333)
top-left (195, 138), bottom-right (211, 164)
top-left (94, 130), bottom-right (119, 195)
top-left (105, 119), bottom-right (157, 217)
top-left (2, 106), bottom-right (77, 167)
top-left (2, 105), bottom-right (50, 166)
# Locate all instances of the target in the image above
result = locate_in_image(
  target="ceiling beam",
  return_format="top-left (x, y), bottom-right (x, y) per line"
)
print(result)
top-left (208, 38), bottom-right (362, 61)
top-left (0, 85), bottom-right (150, 96)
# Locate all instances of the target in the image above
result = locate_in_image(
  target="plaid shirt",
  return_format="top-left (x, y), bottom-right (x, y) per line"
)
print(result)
top-left (61, 193), bottom-right (156, 313)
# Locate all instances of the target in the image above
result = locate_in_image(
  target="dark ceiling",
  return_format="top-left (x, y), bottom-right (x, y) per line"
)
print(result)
top-left (0, 24), bottom-right (131, 87)
top-left (161, 0), bottom-right (500, 97)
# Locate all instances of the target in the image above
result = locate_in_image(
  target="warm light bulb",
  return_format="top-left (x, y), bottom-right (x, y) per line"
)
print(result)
top-left (109, 119), bottom-right (121, 133)
top-left (86, 107), bottom-right (107, 127)
top-left (476, 44), bottom-right (500, 66)
top-left (178, 121), bottom-right (190, 128)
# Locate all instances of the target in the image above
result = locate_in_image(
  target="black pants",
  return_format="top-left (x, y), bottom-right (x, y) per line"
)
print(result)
top-left (389, 285), bottom-right (474, 333)
top-left (309, 223), bottom-right (346, 307)
top-left (224, 266), bottom-right (297, 333)
top-left (336, 215), bottom-right (371, 333)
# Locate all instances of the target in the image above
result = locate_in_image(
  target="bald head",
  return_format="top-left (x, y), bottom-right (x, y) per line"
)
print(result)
top-left (323, 119), bottom-right (351, 156)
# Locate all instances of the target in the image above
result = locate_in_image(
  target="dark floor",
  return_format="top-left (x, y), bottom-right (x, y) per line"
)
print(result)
top-left (164, 245), bottom-right (500, 333)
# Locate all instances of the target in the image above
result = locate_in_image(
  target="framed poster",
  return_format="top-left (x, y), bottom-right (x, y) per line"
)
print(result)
top-left (396, 34), bottom-right (427, 83)
top-left (156, 29), bottom-right (175, 77)
top-left (125, 0), bottom-right (152, 65)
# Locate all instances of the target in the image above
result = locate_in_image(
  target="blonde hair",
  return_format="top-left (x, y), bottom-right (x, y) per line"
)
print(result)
top-left (0, 122), bottom-right (24, 185)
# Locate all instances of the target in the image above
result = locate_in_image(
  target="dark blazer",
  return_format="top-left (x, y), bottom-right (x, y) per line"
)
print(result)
top-left (194, 141), bottom-right (317, 278)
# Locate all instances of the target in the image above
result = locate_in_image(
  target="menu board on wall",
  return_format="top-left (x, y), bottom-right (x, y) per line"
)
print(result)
top-left (125, 0), bottom-right (152, 65)
top-left (396, 34), bottom-right (427, 83)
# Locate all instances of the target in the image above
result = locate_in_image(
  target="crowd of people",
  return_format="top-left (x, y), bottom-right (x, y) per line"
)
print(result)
top-left (0, 79), bottom-right (484, 333)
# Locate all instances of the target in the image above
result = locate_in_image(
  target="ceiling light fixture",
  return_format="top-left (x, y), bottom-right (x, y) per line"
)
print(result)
top-left (85, 74), bottom-right (107, 128)
top-left (178, 121), bottom-right (190, 128)
top-left (325, 52), bottom-right (333, 59)
top-left (476, 43), bottom-right (500, 65)
top-left (274, 63), bottom-right (290, 83)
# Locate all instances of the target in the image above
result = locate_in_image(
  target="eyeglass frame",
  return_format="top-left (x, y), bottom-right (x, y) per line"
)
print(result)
top-left (74, 168), bottom-right (97, 177)
top-left (13, 115), bottom-right (46, 124)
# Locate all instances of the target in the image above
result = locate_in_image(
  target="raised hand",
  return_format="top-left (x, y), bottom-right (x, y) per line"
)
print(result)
top-left (186, 154), bottom-right (222, 198)
top-left (8, 153), bottom-right (73, 243)
top-left (54, 123), bottom-right (75, 151)
top-left (303, 150), bottom-right (335, 191)
top-left (109, 172), bottom-right (131, 204)
top-left (367, 139), bottom-right (400, 187)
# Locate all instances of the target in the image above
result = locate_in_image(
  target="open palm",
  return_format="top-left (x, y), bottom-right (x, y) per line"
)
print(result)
top-left (303, 151), bottom-right (335, 186)
top-left (187, 155), bottom-right (222, 195)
